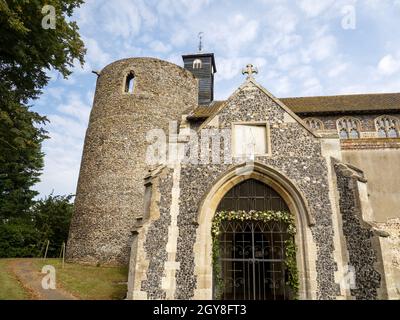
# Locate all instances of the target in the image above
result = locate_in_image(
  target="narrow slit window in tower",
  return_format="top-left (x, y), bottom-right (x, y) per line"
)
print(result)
top-left (125, 72), bottom-right (135, 93)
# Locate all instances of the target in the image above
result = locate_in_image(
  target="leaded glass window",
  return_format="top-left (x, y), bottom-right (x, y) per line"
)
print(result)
top-left (337, 117), bottom-right (361, 139)
top-left (375, 116), bottom-right (399, 138)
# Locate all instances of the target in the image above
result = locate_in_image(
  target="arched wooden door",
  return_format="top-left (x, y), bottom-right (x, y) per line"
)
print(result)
top-left (216, 179), bottom-right (293, 300)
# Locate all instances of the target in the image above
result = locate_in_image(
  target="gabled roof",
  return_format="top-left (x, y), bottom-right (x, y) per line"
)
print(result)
top-left (187, 101), bottom-right (224, 120)
top-left (195, 78), bottom-right (318, 137)
top-left (188, 92), bottom-right (400, 119)
top-left (280, 92), bottom-right (400, 114)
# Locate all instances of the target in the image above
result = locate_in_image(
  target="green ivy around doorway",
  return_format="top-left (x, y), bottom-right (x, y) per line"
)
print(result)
top-left (211, 210), bottom-right (299, 300)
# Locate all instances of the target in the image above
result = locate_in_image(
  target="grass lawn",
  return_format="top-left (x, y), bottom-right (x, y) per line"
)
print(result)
top-left (0, 258), bottom-right (128, 300)
top-left (32, 259), bottom-right (129, 300)
top-left (0, 259), bottom-right (31, 300)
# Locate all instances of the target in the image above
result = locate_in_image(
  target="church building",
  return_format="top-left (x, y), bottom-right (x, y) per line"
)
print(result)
top-left (66, 50), bottom-right (400, 300)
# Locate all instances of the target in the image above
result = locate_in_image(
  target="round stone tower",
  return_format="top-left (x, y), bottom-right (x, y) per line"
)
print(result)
top-left (66, 58), bottom-right (198, 266)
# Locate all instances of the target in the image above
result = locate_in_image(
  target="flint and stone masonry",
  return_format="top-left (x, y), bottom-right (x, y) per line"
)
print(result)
top-left (66, 58), bottom-right (197, 265)
top-left (67, 53), bottom-right (400, 300)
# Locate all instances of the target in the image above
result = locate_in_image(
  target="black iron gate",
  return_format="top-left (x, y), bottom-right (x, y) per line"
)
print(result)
top-left (218, 219), bottom-right (291, 300)
top-left (216, 179), bottom-right (292, 300)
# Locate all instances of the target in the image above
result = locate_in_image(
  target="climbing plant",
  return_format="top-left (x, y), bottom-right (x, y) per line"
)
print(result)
top-left (211, 210), bottom-right (299, 300)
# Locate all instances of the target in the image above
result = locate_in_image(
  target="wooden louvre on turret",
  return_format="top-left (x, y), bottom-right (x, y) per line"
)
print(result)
top-left (182, 53), bottom-right (217, 105)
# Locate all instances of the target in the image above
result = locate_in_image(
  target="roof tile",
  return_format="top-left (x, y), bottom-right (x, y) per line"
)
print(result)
top-left (188, 93), bottom-right (400, 119)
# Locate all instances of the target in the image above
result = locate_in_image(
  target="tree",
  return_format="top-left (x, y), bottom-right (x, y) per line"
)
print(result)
top-left (0, 220), bottom-right (41, 257)
top-left (0, 96), bottom-right (48, 221)
top-left (0, 0), bottom-right (86, 102)
top-left (33, 194), bottom-right (74, 257)
top-left (0, 0), bottom-right (85, 222)
top-left (0, 194), bottom-right (74, 258)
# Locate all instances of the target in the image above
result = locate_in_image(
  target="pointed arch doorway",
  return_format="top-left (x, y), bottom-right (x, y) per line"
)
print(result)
top-left (193, 163), bottom-right (315, 300)
top-left (215, 179), bottom-right (294, 300)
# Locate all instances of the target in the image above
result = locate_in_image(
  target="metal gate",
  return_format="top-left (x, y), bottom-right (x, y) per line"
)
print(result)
top-left (216, 179), bottom-right (292, 300)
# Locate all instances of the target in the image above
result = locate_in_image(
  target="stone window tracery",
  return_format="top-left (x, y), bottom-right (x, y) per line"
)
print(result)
top-left (375, 115), bottom-right (400, 138)
top-left (337, 117), bottom-right (361, 139)
top-left (303, 118), bottom-right (324, 131)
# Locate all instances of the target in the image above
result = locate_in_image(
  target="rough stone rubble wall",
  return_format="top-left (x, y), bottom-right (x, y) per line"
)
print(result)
top-left (141, 169), bottom-right (173, 299)
top-left (334, 161), bottom-right (382, 299)
top-left (66, 58), bottom-right (197, 266)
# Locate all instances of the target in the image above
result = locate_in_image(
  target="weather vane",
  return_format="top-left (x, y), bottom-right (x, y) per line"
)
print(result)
top-left (198, 32), bottom-right (204, 52)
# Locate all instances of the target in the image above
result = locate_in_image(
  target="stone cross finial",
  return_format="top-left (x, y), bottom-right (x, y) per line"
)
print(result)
top-left (242, 64), bottom-right (258, 79)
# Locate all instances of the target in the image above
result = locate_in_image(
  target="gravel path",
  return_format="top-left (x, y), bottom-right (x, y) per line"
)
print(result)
top-left (9, 259), bottom-right (77, 300)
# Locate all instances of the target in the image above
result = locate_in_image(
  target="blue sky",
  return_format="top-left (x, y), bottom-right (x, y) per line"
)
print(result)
top-left (32, 0), bottom-right (400, 197)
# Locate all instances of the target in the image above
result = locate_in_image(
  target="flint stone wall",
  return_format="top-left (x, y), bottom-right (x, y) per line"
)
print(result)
top-left (139, 82), bottom-right (339, 299)
top-left (67, 58), bottom-right (197, 266)
top-left (334, 161), bottom-right (382, 299)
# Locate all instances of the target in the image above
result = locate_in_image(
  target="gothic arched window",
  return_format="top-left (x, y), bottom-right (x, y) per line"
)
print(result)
top-left (375, 115), bottom-right (400, 138)
top-left (303, 118), bottom-right (324, 131)
top-left (337, 117), bottom-right (361, 139)
top-left (124, 71), bottom-right (135, 93)
top-left (193, 59), bottom-right (202, 69)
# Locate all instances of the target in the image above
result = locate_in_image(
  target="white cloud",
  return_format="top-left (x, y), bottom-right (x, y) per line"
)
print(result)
top-left (72, 58), bottom-right (92, 75)
top-left (57, 94), bottom-right (91, 124)
top-left (216, 57), bottom-right (266, 81)
top-left (297, 0), bottom-right (335, 18)
top-left (46, 87), bottom-right (65, 101)
top-left (206, 14), bottom-right (259, 54)
top-left (256, 33), bottom-right (303, 57)
top-left (303, 34), bottom-right (337, 62)
top-left (149, 40), bottom-right (172, 53)
top-left (266, 5), bottom-right (299, 34)
top-left (302, 77), bottom-right (323, 96)
top-left (289, 65), bottom-right (314, 80)
top-left (166, 53), bottom-right (183, 67)
top-left (156, 0), bottom-right (211, 17)
top-left (377, 54), bottom-right (400, 75)
top-left (86, 90), bottom-right (95, 105)
top-left (84, 37), bottom-right (111, 69)
top-left (328, 62), bottom-right (349, 78)
top-left (274, 76), bottom-right (292, 96)
top-left (82, 0), bottom-right (157, 39)
top-left (34, 94), bottom-right (91, 197)
top-left (277, 53), bottom-right (300, 70)
top-left (170, 28), bottom-right (191, 47)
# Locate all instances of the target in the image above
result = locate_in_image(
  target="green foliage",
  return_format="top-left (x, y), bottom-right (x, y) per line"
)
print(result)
top-left (33, 194), bottom-right (74, 257)
top-left (0, 100), bottom-right (48, 221)
top-left (284, 239), bottom-right (300, 295)
top-left (211, 210), bottom-right (299, 300)
top-left (0, 220), bottom-right (41, 257)
top-left (0, 0), bottom-right (86, 102)
top-left (0, 0), bottom-right (85, 221)
top-left (211, 234), bottom-right (224, 299)
top-left (0, 194), bottom-right (74, 258)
